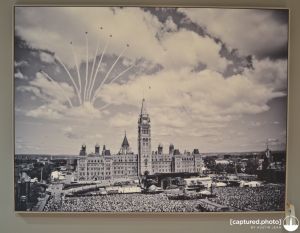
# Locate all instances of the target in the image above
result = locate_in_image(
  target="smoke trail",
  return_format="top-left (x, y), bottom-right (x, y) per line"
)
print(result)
top-left (55, 55), bottom-right (82, 105)
top-left (88, 36), bottom-right (110, 101)
top-left (70, 42), bottom-right (82, 102)
top-left (40, 71), bottom-right (74, 108)
top-left (84, 32), bottom-right (89, 102)
top-left (92, 65), bottom-right (134, 110)
top-left (98, 103), bottom-right (110, 110)
top-left (87, 27), bottom-right (103, 102)
top-left (108, 65), bottom-right (134, 85)
top-left (87, 39), bottom-right (99, 101)
top-left (92, 46), bottom-right (128, 104)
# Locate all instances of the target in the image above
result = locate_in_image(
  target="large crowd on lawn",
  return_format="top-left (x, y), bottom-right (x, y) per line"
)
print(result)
top-left (44, 193), bottom-right (200, 212)
top-left (43, 184), bottom-right (285, 212)
top-left (209, 184), bottom-right (285, 211)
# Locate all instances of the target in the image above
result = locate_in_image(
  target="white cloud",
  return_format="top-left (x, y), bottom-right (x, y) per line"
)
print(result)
top-left (109, 112), bottom-right (137, 128)
top-left (98, 68), bottom-right (285, 133)
top-left (62, 126), bottom-right (79, 139)
top-left (15, 7), bottom-right (228, 72)
top-left (267, 138), bottom-right (283, 147)
top-left (17, 85), bottom-right (47, 101)
top-left (55, 66), bottom-right (61, 73)
top-left (160, 29), bottom-right (228, 71)
top-left (65, 102), bottom-right (103, 119)
top-left (18, 72), bottom-right (105, 120)
top-left (31, 72), bottom-right (75, 103)
top-left (244, 58), bottom-right (287, 91)
top-left (179, 8), bottom-right (288, 58)
top-left (14, 71), bottom-right (28, 80)
top-left (14, 60), bottom-right (29, 67)
top-left (26, 104), bottom-right (64, 120)
top-left (164, 16), bottom-right (178, 32)
top-left (14, 7), bottom-right (288, 154)
top-left (99, 69), bottom-right (283, 116)
top-left (40, 51), bottom-right (55, 63)
top-left (24, 98), bottom-right (104, 121)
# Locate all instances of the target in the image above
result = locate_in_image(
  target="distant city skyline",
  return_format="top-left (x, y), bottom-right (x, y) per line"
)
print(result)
top-left (15, 7), bottom-right (288, 155)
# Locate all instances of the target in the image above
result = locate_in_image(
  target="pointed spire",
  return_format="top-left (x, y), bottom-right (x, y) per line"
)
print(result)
top-left (141, 98), bottom-right (148, 115)
top-left (121, 131), bottom-right (130, 149)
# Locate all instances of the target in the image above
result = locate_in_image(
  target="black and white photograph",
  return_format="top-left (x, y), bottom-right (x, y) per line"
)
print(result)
top-left (14, 6), bottom-right (288, 213)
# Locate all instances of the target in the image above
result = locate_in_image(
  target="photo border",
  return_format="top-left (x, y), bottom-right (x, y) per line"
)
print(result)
top-left (13, 4), bottom-right (290, 215)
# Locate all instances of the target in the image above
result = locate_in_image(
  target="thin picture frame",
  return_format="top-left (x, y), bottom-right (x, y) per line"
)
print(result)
top-left (13, 5), bottom-right (289, 214)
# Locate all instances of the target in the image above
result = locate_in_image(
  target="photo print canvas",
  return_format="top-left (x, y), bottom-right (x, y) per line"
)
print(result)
top-left (14, 6), bottom-right (288, 213)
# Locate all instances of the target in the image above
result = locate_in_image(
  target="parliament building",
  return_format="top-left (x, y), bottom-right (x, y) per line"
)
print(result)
top-left (76, 99), bottom-right (203, 181)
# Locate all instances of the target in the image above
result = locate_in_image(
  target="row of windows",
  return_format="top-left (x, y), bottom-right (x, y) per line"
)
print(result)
top-left (113, 159), bottom-right (137, 162)
top-left (79, 166), bottom-right (113, 169)
top-left (79, 169), bottom-right (201, 178)
top-left (141, 129), bottom-right (150, 134)
top-left (152, 169), bottom-right (171, 173)
top-left (86, 163), bottom-right (111, 166)
top-left (88, 167), bottom-right (102, 171)
top-left (81, 160), bottom-right (138, 165)
top-left (113, 163), bottom-right (137, 166)
top-left (79, 172), bottom-right (111, 176)
top-left (114, 166), bottom-right (137, 170)
top-left (174, 169), bottom-right (195, 172)
top-left (79, 165), bottom-right (138, 170)
top-left (78, 176), bottom-right (112, 181)
top-left (85, 158), bottom-right (142, 163)
top-left (113, 170), bottom-right (134, 175)
top-left (182, 158), bottom-right (194, 161)
top-left (151, 168), bottom-right (202, 173)
top-left (87, 160), bottom-right (103, 163)
top-left (152, 157), bottom-right (171, 160)
top-left (152, 160), bottom-right (172, 163)
top-left (80, 160), bottom-right (201, 168)
top-left (153, 165), bottom-right (171, 168)
top-left (79, 171), bottom-right (138, 177)
top-left (141, 138), bottom-right (150, 142)
top-left (81, 156), bottom-right (201, 163)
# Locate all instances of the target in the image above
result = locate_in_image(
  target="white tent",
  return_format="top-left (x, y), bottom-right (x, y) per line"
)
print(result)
top-left (247, 181), bottom-right (261, 187)
top-left (58, 175), bottom-right (66, 180)
top-left (200, 190), bottom-right (211, 195)
top-left (240, 180), bottom-right (261, 187)
top-left (215, 182), bottom-right (227, 187)
top-left (51, 171), bottom-right (62, 180)
top-left (148, 185), bottom-right (158, 191)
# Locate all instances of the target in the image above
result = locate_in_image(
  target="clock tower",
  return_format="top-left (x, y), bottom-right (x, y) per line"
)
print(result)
top-left (138, 99), bottom-right (152, 176)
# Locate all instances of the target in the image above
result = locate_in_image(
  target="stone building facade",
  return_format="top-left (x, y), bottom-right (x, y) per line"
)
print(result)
top-left (76, 99), bottom-right (203, 181)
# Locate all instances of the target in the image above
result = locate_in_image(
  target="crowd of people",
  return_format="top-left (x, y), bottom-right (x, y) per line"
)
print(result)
top-left (43, 184), bottom-right (285, 212)
top-left (209, 184), bottom-right (285, 211)
top-left (44, 193), bottom-right (201, 212)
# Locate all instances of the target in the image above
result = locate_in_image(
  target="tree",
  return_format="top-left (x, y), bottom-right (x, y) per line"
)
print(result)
top-left (225, 163), bottom-right (235, 174)
top-left (215, 164), bottom-right (226, 174)
top-left (246, 159), bottom-right (258, 175)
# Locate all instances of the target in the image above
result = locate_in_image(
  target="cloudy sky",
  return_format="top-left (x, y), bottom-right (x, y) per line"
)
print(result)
top-left (14, 7), bottom-right (288, 155)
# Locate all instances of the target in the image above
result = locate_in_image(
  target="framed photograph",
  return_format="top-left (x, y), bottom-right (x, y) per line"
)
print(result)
top-left (14, 6), bottom-right (288, 213)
